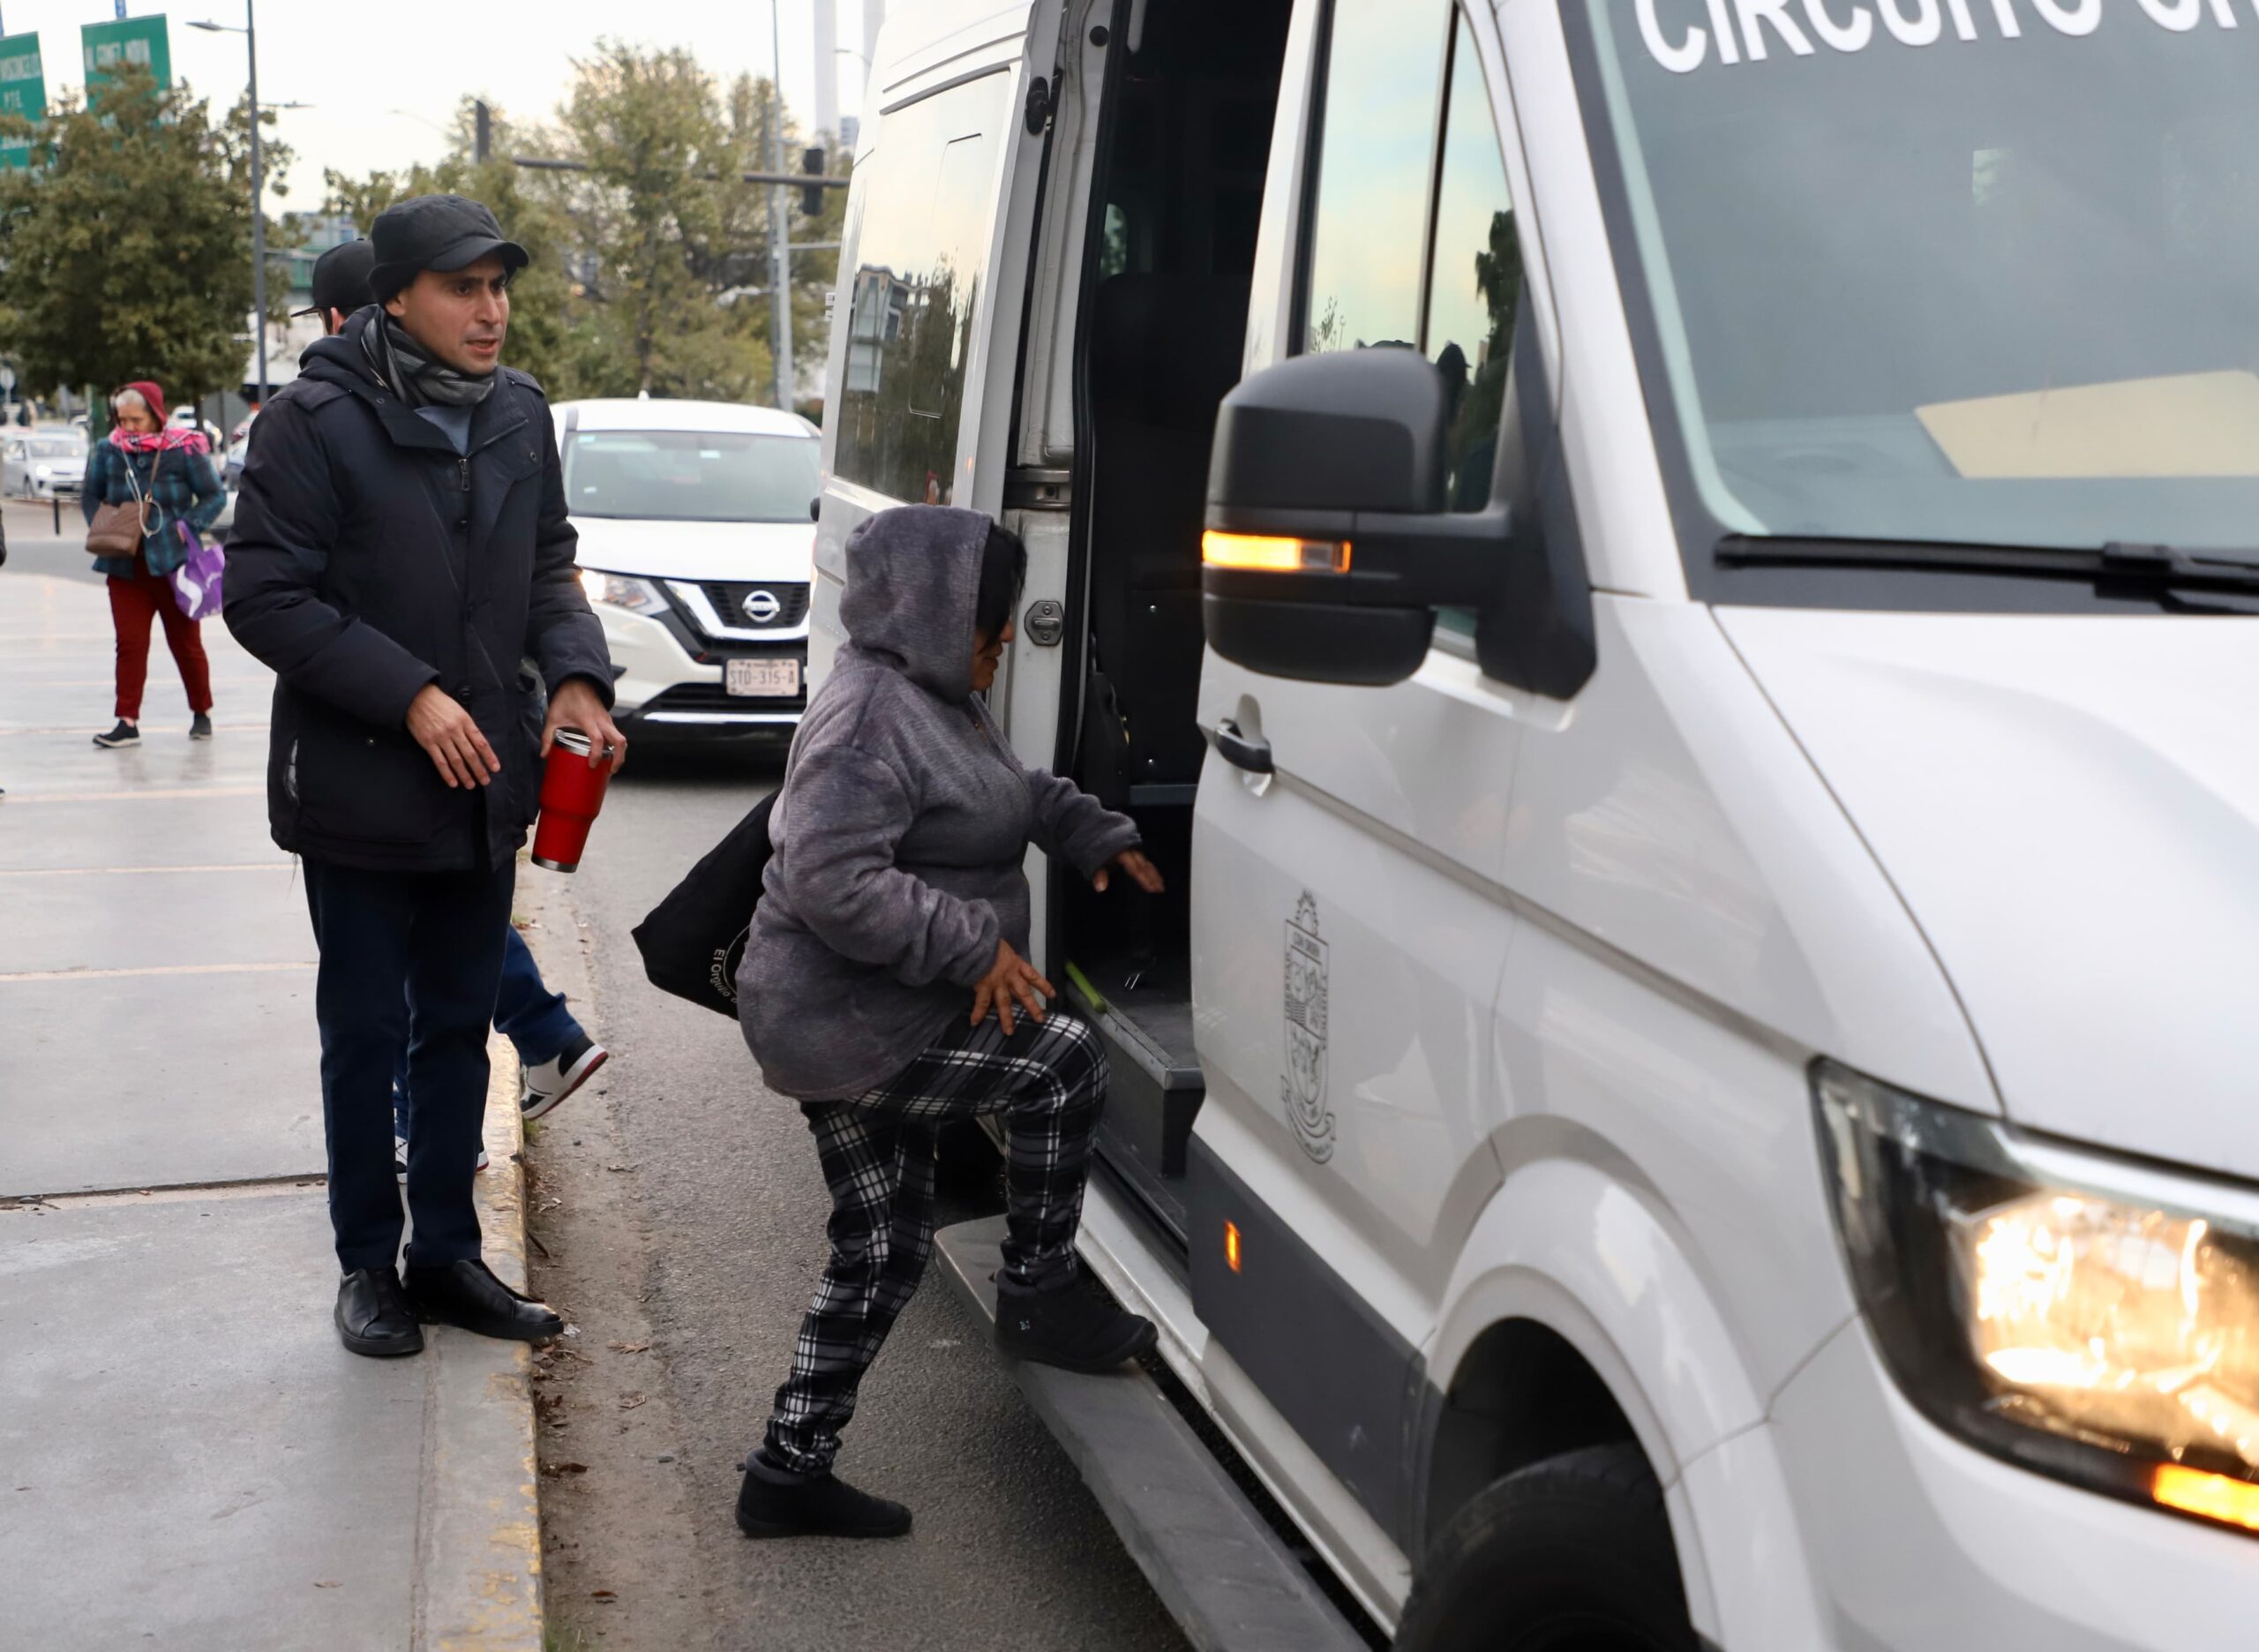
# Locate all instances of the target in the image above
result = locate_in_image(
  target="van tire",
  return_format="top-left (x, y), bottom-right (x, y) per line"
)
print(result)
top-left (1393, 1443), bottom-right (1698, 1652)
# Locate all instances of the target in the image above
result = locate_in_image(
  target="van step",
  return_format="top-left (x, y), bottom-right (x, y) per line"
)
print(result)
top-left (934, 1217), bottom-right (1369, 1652)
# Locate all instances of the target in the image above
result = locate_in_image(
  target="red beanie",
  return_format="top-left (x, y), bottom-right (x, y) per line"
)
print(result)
top-left (116, 380), bottom-right (169, 423)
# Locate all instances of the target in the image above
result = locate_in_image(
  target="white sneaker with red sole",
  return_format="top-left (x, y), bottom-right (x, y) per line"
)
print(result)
top-left (521, 1030), bottom-right (608, 1123)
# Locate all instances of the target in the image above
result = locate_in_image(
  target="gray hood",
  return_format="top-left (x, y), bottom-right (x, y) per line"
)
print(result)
top-left (838, 505), bottom-right (988, 705)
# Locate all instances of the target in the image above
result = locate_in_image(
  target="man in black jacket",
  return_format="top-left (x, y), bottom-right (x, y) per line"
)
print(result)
top-left (226, 194), bottom-right (623, 1357)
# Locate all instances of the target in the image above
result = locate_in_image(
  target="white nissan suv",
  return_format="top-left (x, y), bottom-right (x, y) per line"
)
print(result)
top-left (555, 397), bottom-right (821, 740)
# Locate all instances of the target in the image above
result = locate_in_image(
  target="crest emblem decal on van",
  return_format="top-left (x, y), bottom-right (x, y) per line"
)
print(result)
top-left (1283, 891), bottom-right (1334, 1164)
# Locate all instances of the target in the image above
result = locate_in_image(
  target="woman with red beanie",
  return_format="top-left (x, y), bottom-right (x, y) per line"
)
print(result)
top-left (81, 380), bottom-right (228, 747)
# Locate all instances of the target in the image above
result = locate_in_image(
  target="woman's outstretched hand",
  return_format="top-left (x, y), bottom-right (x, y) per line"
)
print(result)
top-left (1092, 848), bottom-right (1165, 895)
top-left (972, 939), bottom-right (1054, 1034)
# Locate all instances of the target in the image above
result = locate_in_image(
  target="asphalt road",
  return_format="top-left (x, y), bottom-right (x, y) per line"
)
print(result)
top-left (549, 740), bottom-right (1190, 1652)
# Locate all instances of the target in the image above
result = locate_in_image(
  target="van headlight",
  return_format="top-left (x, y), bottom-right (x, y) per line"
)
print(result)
top-left (579, 568), bottom-right (668, 617)
top-left (1815, 1061), bottom-right (2259, 1534)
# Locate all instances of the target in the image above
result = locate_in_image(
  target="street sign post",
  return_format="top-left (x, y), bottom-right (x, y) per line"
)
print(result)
top-left (81, 15), bottom-right (170, 96)
top-left (0, 30), bottom-right (44, 169)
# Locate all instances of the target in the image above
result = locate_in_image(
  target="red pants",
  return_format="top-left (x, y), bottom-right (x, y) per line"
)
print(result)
top-left (109, 562), bottom-right (213, 722)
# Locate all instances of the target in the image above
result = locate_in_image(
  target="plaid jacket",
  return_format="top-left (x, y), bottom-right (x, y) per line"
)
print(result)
top-left (82, 439), bottom-right (227, 578)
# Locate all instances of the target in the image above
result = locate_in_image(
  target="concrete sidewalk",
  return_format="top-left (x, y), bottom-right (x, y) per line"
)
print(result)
top-left (0, 570), bottom-right (545, 1649)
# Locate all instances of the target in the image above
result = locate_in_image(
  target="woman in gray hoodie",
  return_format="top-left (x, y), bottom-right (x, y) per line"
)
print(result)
top-left (735, 506), bottom-right (1164, 1540)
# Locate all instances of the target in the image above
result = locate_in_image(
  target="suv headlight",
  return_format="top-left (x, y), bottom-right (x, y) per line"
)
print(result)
top-left (1816, 1061), bottom-right (2259, 1535)
top-left (579, 568), bottom-right (668, 617)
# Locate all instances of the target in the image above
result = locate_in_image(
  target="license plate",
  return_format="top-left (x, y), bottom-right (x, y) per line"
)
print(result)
top-left (724, 657), bottom-right (800, 697)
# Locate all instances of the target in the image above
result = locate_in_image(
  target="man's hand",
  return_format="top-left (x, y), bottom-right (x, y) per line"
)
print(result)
top-left (971, 939), bottom-right (1054, 1036)
top-left (1092, 848), bottom-right (1165, 895)
top-left (406, 684), bottom-right (499, 789)
top-left (543, 677), bottom-right (627, 774)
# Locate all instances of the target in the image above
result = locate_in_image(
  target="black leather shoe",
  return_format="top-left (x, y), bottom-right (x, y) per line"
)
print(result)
top-left (995, 1278), bottom-right (1157, 1373)
top-left (735, 1455), bottom-right (912, 1540)
top-left (402, 1258), bottom-right (563, 1341)
top-left (336, 1267), bottom-right (424, 1358)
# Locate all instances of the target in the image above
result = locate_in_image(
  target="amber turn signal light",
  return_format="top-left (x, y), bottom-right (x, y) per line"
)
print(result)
top-left (1202, 530), bottom-right (1351, 574)
top-left (2152, 1464), bottom-right (2259, 1533)
top-left (1224, 1220), bottom-right (1242, 1273)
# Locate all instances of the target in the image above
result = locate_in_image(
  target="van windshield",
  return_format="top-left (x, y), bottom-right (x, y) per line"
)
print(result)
top-left (1575, 2), bottom-right (2259, 559)
top-left (563, 430), bottom-right (819, 523)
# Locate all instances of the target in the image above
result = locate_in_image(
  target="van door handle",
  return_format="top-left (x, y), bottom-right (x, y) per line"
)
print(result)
top-left (1212, 718), bottom-right (1273, 775)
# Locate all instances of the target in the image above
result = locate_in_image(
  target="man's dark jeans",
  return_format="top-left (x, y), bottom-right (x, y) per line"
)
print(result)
top-left (302, 855), bottom-right (515, 1273)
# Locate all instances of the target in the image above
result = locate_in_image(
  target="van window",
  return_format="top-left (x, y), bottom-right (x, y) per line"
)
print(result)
top-left (1424, 13), bottom-right (1520, 518)
top-left (1575, 2), bottom-right (2259, 559)
top-left (833, 73), bottom-right (1010, 506)
top-left (1299, 0), bottom-right (1451, 353)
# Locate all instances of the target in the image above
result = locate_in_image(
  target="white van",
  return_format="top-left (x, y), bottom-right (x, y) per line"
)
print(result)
top-left (814, 4), bottom-right (2259, 1647)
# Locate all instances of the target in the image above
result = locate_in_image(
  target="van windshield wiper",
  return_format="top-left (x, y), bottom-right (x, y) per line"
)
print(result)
top-left (1715, 535), bottom-right (2259, 612)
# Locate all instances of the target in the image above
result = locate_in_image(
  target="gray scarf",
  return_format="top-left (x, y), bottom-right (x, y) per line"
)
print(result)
top-left (362, 312), bottom-right (498, 410)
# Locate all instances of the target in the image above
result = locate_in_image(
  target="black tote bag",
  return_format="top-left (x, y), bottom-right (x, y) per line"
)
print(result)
top-left (630, 791), bottom-right (777, 1017)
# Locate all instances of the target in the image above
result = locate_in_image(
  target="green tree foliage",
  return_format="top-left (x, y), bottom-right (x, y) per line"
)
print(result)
top-left (0, 67), bottom-right (291, 409)
top-left (326, 46), bottom-right (846, 412)
top-left (550, 44), bottom-right (769, 402)
top-left (322, 99), bottom-right (586, 398)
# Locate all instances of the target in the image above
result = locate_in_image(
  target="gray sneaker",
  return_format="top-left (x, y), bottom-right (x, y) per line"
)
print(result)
top-left (190, 713), bottom-right (213, 740)
top-left (93, 720), bottom-right (139, 748)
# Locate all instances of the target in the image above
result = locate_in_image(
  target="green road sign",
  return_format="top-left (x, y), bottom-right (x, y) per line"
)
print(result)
top-left (0, 31), bottom-right (44, 169)
top-left (81, 15), bottom-right (170, 95)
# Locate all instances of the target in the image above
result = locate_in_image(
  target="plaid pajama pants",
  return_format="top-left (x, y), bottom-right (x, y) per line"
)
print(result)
top-left (763, 1010), bottom-right (1109, 1474)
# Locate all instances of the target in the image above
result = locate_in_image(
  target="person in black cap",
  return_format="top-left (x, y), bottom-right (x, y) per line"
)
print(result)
top-left (224, 194), bottom-right (624, 1358)
top-left (295, 230), bottom-right (619, 1190)
top-left (292, 237), bottom-right (379, 337)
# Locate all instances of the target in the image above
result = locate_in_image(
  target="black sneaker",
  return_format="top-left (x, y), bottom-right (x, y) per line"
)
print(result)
top-left (336, 1267), bottom-right (424, 1358)
top-left (189, 713), bottom-right (213, 740)
top-left (93, 720), bottom-right (139, 749)
top-left (735, 1454), bottom-right (912, 1540)
top-left (995, 1279), bottom-right (1158, 1373)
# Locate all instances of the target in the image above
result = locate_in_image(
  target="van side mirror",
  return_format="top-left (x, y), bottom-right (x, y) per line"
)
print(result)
top-left (1201, 347), bottom-right (1508, 685)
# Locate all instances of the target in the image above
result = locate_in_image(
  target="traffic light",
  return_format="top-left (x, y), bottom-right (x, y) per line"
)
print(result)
top-left (800, 146), bottom-right (826, 217)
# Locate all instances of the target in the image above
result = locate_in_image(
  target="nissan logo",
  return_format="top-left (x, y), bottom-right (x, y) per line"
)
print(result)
top-left (740, 589), bottom-right (784, 626)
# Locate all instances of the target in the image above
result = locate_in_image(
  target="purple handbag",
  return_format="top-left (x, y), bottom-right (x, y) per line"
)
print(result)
top-left (169, 521), bottom-right (226, 621)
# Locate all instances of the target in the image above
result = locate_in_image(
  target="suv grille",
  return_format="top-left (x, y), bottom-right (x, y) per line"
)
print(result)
top-left (697, 581), bottom-right (810, 631)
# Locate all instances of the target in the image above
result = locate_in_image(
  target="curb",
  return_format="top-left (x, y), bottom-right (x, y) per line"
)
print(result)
top-left (411, 1034), bottom-right (545, 1652)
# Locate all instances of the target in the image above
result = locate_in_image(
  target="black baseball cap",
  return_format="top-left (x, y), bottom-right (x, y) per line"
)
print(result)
top-left (292, 237), bottom-right (376, 319)
top-left (369, 193), bottom-right (529, 303)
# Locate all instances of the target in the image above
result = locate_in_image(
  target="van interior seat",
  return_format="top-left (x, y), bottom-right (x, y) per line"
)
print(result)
top-left (1085, 271), bottom-right (1251, 796)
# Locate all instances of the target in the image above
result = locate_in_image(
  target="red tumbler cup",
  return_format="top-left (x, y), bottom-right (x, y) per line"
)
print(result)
top-left (530, 729), bottom-right (613, 873)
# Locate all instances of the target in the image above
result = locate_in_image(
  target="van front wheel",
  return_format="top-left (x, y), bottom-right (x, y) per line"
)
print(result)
top-left (1393, 1444), bottom-right (1699, 1652)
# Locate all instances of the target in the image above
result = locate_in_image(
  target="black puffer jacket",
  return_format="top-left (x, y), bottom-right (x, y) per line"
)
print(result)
top-left (223, 308), bottom-right (612, 871)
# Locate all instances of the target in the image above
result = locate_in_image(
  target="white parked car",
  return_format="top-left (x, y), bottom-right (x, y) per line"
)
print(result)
top-left (557, 399), bottom-right (821, 739)
top-left (2, 427), bottom-right (86, 500)
top-left (167, 408), bottom-right (222, 447)
top-left (815, 4), bottom-right (2259, 1650)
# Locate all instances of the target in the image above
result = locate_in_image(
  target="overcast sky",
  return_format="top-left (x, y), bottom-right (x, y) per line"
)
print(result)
top-left (0, 0), bottom-right (882, 222)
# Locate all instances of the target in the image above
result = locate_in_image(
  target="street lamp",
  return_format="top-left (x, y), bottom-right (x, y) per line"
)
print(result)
top-left (769, 0), bottom-right (794, 417)
top-left (188, 5), bottom-right (274, 408)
